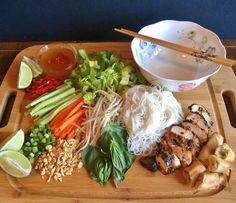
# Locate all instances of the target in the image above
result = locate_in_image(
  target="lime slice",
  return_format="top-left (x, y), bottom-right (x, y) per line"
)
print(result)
top-left (23, 56), bottom-right (43, 78)
top-left (17, 61), bottom-right (33, 89)
top-left (0, 129), bottom-right (24, 151)
top-left (0, 150), bottom-right (32, 177)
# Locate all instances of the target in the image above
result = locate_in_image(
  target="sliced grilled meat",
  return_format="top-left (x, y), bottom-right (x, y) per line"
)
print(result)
top-left (156, 153), bottom-right (173, 174)
top-left (170, 125), bottom-right (200, 157)
top-left (171, 153), bottom-right (181, 169)
top-left (140, 156), bottom-right (159, 172)
top-left (156, 152), bottom-right (181, 175)
top-left (170, 125), bottom-right (194, 140)
top-left (163, 133), bottom-right (192, 167)
top-left (155, 141), bottom-right (181, 174)
top-left (139, 104), bottom-right (213, 174)
top-left (188, 104), bottom-right (213, 127)
top-left (182, 121), bottom-right (208, 144)
top-left (156, 141), bottom-right (165, 154)
top-left (186, 113), bottom-right (209, 133)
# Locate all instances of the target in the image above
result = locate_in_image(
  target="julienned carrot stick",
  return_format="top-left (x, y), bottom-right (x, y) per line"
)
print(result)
top-left (51, 107), bottom-right (84, 132)
top-left (59, 128), bottom-right (72, 139)
top-left (67, 129), bottom-right (76, 138)
top-left (66, 126), bottom-right (76, 138)
top-left (54, 124), bottom-right (73, 138)
top-left (59, 109), bottom-right (86, 131)
top-left (54, 113), bottom-right (85, 139)
top-left (50, 95), bottom-right (86, 139)
top-left (50, 110), bottom-right (69, 126)
top-left (65, 101), bottom-right (84, 120)
top-left (58, 125), bottom-right (77, 138)
top-left (50, 96), bottom-right (83, 126)
top-left (62, 124), bottom-right (74, 135)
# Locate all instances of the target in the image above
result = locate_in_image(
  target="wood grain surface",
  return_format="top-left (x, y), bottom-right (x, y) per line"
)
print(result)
top-left (0, 42), bottom-right (236, 202)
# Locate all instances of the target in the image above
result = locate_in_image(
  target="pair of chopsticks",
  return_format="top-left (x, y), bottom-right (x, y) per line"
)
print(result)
top-left (114, 28), bottom-right (236, 68)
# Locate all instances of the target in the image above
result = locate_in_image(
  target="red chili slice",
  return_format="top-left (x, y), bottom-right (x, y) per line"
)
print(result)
top-left (26, 76), bottom-right (62, 100)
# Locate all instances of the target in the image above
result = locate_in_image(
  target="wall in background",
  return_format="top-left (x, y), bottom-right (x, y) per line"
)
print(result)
top-left (0, 0), bottom-right (235, 41)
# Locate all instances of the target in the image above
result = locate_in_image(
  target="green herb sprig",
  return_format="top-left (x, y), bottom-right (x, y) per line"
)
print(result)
top-left (82, 122), bottom-right (135, 187)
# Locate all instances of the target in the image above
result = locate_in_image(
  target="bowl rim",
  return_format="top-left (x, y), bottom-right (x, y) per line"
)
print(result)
top-left (36, 42), bottom-right (77, 59)
top-left (131, 20), bottom-right (226, 82)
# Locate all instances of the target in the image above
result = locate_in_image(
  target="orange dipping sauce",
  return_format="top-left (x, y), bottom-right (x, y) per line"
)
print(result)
top-left (37, 43), bottom-right (77, 81)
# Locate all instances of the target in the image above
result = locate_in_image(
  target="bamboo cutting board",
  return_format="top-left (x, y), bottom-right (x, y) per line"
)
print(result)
top-left (0, 42), bottom-right (236, 201)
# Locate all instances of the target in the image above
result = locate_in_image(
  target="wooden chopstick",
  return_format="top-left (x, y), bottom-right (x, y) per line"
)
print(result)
top-left (114, 28), bottom-right (236, 68)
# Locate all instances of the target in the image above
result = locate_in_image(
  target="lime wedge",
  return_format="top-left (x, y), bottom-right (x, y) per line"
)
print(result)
top-left (0, 150), bottom-right (32, 177)
top-left (17, 61), bottom-right (33, 89)
top-left (0, 129), bottom-right (24, 151)
top-left (23, 56), bottom-right (43, 78)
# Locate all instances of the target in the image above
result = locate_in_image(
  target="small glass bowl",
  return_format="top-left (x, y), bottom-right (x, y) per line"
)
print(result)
top-left (36, 43), bottom-right (78, 81)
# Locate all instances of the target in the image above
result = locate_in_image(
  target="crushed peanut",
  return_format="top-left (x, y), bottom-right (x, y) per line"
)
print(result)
top-left (35, 138), bottom-right (82, 182)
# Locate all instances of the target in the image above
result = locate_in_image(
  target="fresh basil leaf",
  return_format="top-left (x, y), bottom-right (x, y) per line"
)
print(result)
top-left (97, 122), bottom-right (126, 153)
top-left (82, 145), bottom-right (112, 185)
top-left (123, 150), bottom-right (136, 172)
top-left (91, 157), bottom-right (112, 184)
top-left (82, 122), bottom-right (136, 187)
top-left (110, 140), bottom-right (127, 173)
top-left (82, 145), bottom-right (102, 170)
top-left (113, 167), bottom-right (125, 188)
top-left (96, 131), bottom-right (112, 154)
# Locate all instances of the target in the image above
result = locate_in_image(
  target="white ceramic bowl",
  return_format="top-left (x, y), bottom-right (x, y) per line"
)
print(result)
top-left (131, 20), bottom-right (226, 92)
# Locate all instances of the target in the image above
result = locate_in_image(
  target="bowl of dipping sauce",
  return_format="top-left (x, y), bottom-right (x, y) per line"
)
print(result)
top-left (36, 43), bottom-right (77, 81)
top-left (131, 20), bottom-right (226, 92)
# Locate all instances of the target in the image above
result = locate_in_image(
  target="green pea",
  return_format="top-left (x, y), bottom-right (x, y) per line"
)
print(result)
top-left (29, 153), bottom-right (35, 158)
top-left (35, 151), bottom-right (42, 157)
top-left (29, 133), bottom-right (34, 137)
top-left (25, 142), bottom-right (31, 146)
top-left (34, 137), bottom-right (39, 142)
top-left (41, 138), bottom-right (46, 144)
top-left (44, 133), bottom-right (50, 139)
top-left (32, 146), bottom-right (38, 153)
top-left (38, 133), bottom-right (43, 139)
top-left (33, 128), bottom-right (39, 133)
top-left (33, 142), bottom-right (38, 146)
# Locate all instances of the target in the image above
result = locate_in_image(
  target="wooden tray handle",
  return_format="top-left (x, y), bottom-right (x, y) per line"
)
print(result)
top-left (211, 68), bottom-right (236, 146)
top-left (0, 87), bottom-right (24, 134)
top-left (220, 89), bottom-right (236, 144)
top-left (0, 48), bottom-right (28, 135)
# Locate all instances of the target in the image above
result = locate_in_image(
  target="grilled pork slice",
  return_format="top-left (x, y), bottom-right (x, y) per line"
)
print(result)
top-left (140, 156), bottom-right (159, 172)
top-left (186, 113), bottom-right (209, 133)
top-left (170, 125), bottom-right (200, 157)
top-left (156, 152), bottom-right (181, 175)
top-left (170, 125), bottom-right (195, 140)
top-left (188, 104), bottom-right (213, 127)
top-left (182, 121), bottom-right (208, 144)
top-left (155, 142), bottom-right (181, 174)
top-left (170, 153), bottom-right (181, 169)
top-left (163, 133), bottom-right (193, 167)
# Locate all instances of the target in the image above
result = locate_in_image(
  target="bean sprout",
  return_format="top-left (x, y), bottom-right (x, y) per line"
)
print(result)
top-left (81, 89), bottom-right (123, 145)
